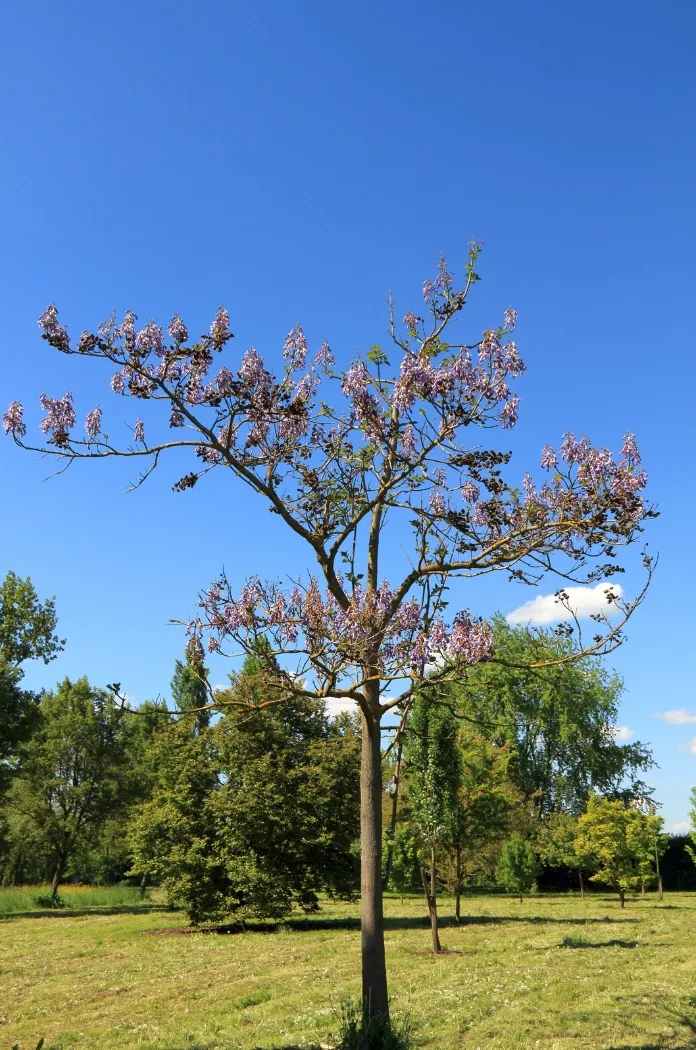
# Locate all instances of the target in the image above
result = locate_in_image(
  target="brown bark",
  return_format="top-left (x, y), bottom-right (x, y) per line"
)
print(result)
top-left (455, 843), bottom-right (462, 923)
top-left (429, 846), bottom-right (441, 954)
top-left (619, 888), bottom-right (625, 908)
top-left (360, 705), bottom-right (389, 1020)
top-left (50, 855), bottom-right (65, 896)
top-left (139, 873), bottom-right (148, 899)
top-left (579, 869), bottom-right (585, 900)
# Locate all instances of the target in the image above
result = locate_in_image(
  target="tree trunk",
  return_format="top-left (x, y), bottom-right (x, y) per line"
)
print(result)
top-left (360, 709), bottom-right (389, 1020)
top-left (455, 843), bottom-right (462, 923)
top-left (51, 855), bottom-right (65, 896)
top-left (619, 888), bottom-right (625, 908)
top-left (578, 869), bottom-right (585, 900)
top-left (139, 873), bottom-right (148, 899)
top-left (640, 879), bottom-right (645, 898)
top-left (655, 840), bottom-right (663, 902)
top-left (429, 846), bottom-right (441, 954)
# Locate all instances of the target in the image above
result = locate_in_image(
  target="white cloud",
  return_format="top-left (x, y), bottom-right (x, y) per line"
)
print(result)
top-left (506, 582), bottom-right (623, 626)
top-left (613, 726), bottom-right (633, 742)
top-left (678, 737), bottom-right (696, 755)
top-left (325, 697), bottom-right (358, 717)
top-left (670, 820), bottom-right (691, 833)
top-left (654, 709), bottom-right (696, 725)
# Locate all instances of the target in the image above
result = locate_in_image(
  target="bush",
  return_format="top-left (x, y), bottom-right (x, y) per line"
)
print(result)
top-left (32, 891), bottom-right (65, 909)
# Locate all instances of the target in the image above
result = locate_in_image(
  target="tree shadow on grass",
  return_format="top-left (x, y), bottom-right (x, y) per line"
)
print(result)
top-left (145, 913), bottom-right (640, 937)
top-left (560, 936), bottom-right (638, 948)
top-left (0, 904), bottom-right (174, 922)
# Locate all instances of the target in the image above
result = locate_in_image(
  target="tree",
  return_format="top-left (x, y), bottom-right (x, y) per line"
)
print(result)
top-left (687, 788), bottom-right (696, 868)
top-left (454, 618), bottom-right (654, 819)
top-left (536, 811), bottom-right (587, 898)
top-left (128, 652), bottom-right (360, 923)
top-left (447, 732), bottom-right (516, 920)
top-left (406, 687), bottom-right (461, 953)
top-left (171, 652), bottom-right (211, 730)
top-left (4, 244), bottom-right (654, 1021)
top-left (4, 677), bottom-right (127, 893)
top-left (574, 794), bottom-right (662, 907)
top-left (495, 832), bottom-right (539, 900)
top-left (0, 571), bottom-right (64, 795)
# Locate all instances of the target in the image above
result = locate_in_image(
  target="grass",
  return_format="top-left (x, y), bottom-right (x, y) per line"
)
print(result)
top-left (1, 886), bottom-right (695, 1049)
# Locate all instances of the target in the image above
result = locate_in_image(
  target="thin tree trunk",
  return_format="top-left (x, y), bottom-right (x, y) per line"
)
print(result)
top-left (455, 843), bottom-right (462, 923)
top-left (382, 726), bottom-right (404, 891)
top-left (619, 888), bottom-right (625, 908)
top-left (429, 846), bottom-right (441, 954)
top-left (50, 856), bottom-right (65, 896)
top-left (139, 873), bottom-right (148, 899)
top-left (578, 869), bottom-right (585, 900)
top-left (640, 879), bottom-right (645, 898)
top-left (360, 708), bottom-right (389, 1020)
top-left (655, 840), bottom-right (663, 902)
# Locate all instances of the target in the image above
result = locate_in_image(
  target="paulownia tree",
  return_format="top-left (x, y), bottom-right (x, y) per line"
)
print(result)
top-left (3, 243), bottom-right (654, 1020)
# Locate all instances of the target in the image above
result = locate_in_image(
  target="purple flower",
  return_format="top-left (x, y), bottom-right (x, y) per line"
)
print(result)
top-left (620, 432), bottom-right (641, 463)
top-left (500, 394), bottom-right (519, 429)
top-left (134, 418), bottom-right (145, 443)
top-left (2, 401), bottom-right (26, 437)
top-left (210, 306), bottom-right (231, 349)
top-left (461, 481), bottom-right (480, 503)
top-left (504, 307), bottom-right (518, 329)
top-left (214, 366), bottom-right (235, 396)
top-left (111, 370), bottom-right (127, 394)
top-left (37, 304), bottom-right (70, 352)
top-left (239, 348), bottom-right (266, 386)
top-left (170, 406), bottom-right (185, 427)
top-left (403, 311), bottom-right (420, 332)
top-left (168, 313), bottom-right (189, 345)
top-left (77, 331), bottom-right (98, 352)
top-left (540, 444), bottom-right (558, 470)
top-left (85, 406), bottom-right (102, 439)
top-left (316, 339), bottom-right (334, 368)
top-left (39, 392), bottom-right (76, 437)
top-left (283, 324), bottom-right (308, 369)
top-left (429, 618), bottom-right (448, 650)
top-left (135, 320), bottom-right (164, 356)
top-left (430, 489), bottom-right (446, 515)
top-left (560, 432), bottom-right (579, 463)
top-left (400, 424), bottom-right (417, 459)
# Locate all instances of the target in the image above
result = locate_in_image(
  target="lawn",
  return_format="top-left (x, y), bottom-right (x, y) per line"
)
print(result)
top-left (1, 887), bottom-right (695, 1050)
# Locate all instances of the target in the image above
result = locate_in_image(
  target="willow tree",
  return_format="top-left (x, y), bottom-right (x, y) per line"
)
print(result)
top-left (3, 243), bottom-right (653, 1021)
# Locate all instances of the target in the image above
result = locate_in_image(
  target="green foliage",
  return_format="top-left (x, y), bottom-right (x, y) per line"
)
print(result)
top-left (687, 787), bottom-right (696, 867)
top-left (32, 891), bottom-right (65, 909)
top-left (0, 570), bottom-right (63, 668)
top-left (335, 999), bottom-right (415, 1050)
top-left (407, 688), bottom-right (461, 850)
top-left (453, 617), bottom-right (654, 817)
top-left (128, 653), bottom-right (361, 923)
top-left (536, 812), bottom-right (582, 870)
top-left (574, 794), bottom-right (662, 903)
top-left (2, 678), bottom-right (128, 887)
top-left (388, 824), bottom-right (420, 896)
top-left (495, 832), bottom-right (539, 897)
top-left (171, 652), bottom-right (210, 729)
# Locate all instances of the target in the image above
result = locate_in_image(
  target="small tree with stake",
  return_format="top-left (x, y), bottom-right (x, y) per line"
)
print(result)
top-left (496, 832), bottom-right (539, 901)
top-left (4, 243), bottom-right (655, 1030)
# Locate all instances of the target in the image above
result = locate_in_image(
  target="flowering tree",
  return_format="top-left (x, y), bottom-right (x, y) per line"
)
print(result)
top-left (3, 242), bottom-right (654, 1020)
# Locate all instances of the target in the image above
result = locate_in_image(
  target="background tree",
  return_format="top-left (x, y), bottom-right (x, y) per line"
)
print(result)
top-left (128, 652), bottom-right (361, 923)
top-left (536, 811), bottom-right (587, 898)
top-left (171, 651), bottom-right (210, 730)
top-left (446, 732), bottom-right (516, 920)
top-left (574, 794), bottom-right (661, 907)
top-left (0, 571), bottom-right (64, 796)
top-left (687, 788), bottom-right (696, 867)
top-left (495, 832), bottom-right (539, 900)
top-left (454, 618), bottom-right (654, 820)
top-left (4, 677), bottom-right (126, 894)
top-left (406, 687), bottom-right (461, 953)
top-left (4, 245), bottom-right (654, 1019)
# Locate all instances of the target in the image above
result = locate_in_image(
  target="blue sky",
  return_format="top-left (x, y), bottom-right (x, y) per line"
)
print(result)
top-left (1, 1), bottom-right (694, 828)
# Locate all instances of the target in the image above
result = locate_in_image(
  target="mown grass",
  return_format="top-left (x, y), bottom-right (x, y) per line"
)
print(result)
top-left (1, 886), bottom-right (695, 1050)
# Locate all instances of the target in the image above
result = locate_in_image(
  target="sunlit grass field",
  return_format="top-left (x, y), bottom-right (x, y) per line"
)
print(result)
top-left (1, 886), bottom-right (695, 1050)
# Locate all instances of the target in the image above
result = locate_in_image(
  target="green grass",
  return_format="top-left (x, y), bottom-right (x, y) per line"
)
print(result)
top-left (1, 886), bottom-right (696, 1049)
top-left (0, 884), bottom-right (154, 916)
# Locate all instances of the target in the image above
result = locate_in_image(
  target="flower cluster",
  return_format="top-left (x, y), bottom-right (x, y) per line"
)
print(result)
top-left (196, 574), bottom-right (493, 680)
top-left (39, 392), bottom-right (75, 445)
top-left (2, 401), bottom-right (26, 437)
